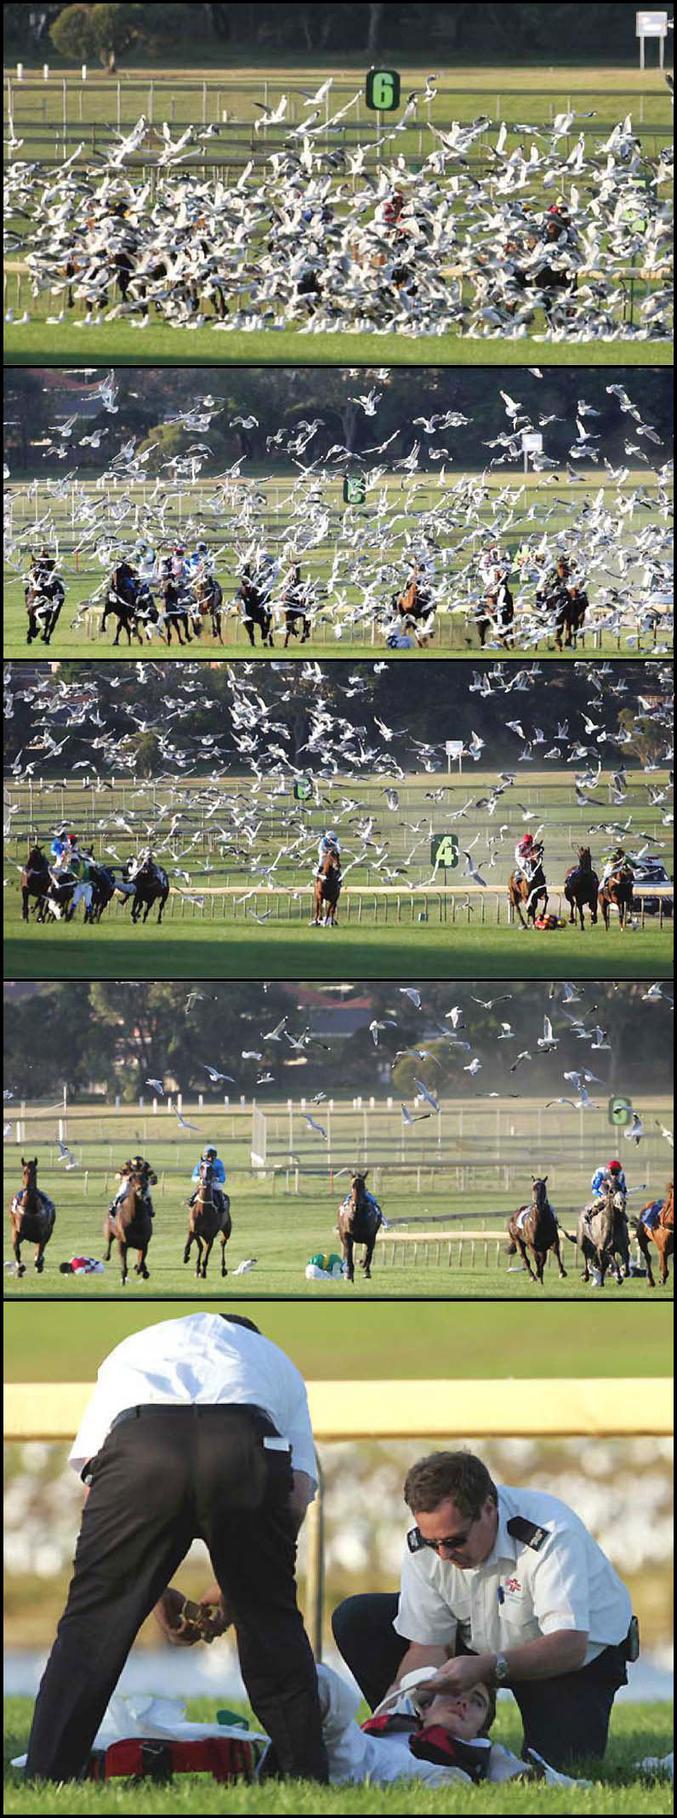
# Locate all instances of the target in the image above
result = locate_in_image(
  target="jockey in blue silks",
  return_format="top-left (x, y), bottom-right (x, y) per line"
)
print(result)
top-left (317, 830), bottom-right (341, 876)
top-left (590, 1159), bottom-right (628, 1200)
top-left (189, 1145), bottom-right (228, 1217)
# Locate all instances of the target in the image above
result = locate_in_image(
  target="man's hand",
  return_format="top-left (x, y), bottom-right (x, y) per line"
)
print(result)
top-left (422, 1653), bottom-right (496, 1696)
top-left (154, 1588), bottom-right (229, 1647)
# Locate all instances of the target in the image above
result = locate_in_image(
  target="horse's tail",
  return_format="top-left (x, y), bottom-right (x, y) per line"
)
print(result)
top-left (561, 1228), bottom-right (579, 1245)
top-left (505, 1238), bottom-right (517, 1255)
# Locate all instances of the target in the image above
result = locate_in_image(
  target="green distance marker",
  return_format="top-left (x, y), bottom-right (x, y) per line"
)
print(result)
top-left (294, 777), bottom-right (314, 801)
top-left (608, 1095), bottom-right (633, 1127)
top-left (431, 834), bottom-right (459, 869)
top-left (366, 68), bottom-right (401, 112)
top-left (343, 474), bottom-right (366, 505)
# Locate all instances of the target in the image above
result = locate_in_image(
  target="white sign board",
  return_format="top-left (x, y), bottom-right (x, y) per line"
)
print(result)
top-left (636, 10), bottom-right (669, 65)
top-left (522, 432), bottom-right (544, 453)
top-left (445, 741), bottom-right (465, 757)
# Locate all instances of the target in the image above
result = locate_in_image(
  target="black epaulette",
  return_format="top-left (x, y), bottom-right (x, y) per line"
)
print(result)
top-left (407, 1526), bottom-right (428, 1554)
top-left (507, 1516), bottom-right (549, 1551)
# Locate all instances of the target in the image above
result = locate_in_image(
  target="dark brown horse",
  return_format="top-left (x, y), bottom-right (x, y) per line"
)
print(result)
top-left (313, 849), bottom-right (342, 926)
top-left (183, 1158), bottom-right (232, 1280)
top-left (393, 577), bottom-right (435, 642)
top-left (9, 1157), bottom-right (56, 1276)
top-left (508, 844), bottom-right (548, 929)
top-left (570, 1184), bottom-right (629, 1287)
top-left (564, 847), bottom-right (599, 931)
top-left (599, 862), bottom-right (634, 930)
top-left (506, 1176), bottom-right (567, 1284)
top-left (632, 1181), bottom-right (674, 1288)
top-left (337, 1170), bottom-right (382, 1283)
top-left (125, 857), bottom-right (170, 924)
top-left (554, 583), bottom-right (588, 652)
top-left (21, 847), bottom-right (50, 921)
top-left (103, 1163), bottom-right (156, 1285)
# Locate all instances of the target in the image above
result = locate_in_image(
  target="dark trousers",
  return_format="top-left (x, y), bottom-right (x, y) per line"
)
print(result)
top-left (332, 1592), bottom-right (627, 1770)
top-left (26, 1406), bottom-right (328, 1783)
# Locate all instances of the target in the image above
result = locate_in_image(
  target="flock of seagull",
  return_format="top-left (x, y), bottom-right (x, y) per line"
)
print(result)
top-left (4, 660), bottom-right (673, 908)
top-left (5, 372), bottom-right (673, 650)
top-left (5, 85), bottom-right (673, 340)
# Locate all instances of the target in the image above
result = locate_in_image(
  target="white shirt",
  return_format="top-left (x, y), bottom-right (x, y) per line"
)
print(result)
top-left (395, 1483), bottom-right (631, 1665)
top-left (69, 1313), bottom-right (317, 1487)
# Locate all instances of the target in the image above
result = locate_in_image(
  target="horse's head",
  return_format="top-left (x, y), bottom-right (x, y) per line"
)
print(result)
top-left (21, 1157), bottom-right (38, 1185)
top-left (350, 1170), bottom-right (369, 1205)
top-left (199, 1158), bottom-right (215, 1190)
top-left (531, 1175), bottom-right (548, 1208)
top-left (578, 846), bottom-right (591, 867)
top-left (28, 846), bottom-right (45, 867)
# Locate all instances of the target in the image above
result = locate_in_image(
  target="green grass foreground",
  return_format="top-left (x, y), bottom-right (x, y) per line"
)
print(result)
top-left (4, 917), bottom-right (672, 982)
top-left (4, 1697), bottom-right (673, 1814)
top-left (4, 324), bottom-right (672, 366)
top-left (5, 1302), bottom-right (672, 1379)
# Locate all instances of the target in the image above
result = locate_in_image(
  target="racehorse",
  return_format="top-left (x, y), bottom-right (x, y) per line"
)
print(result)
top-left (183, 1157), bottom-right (232, 1280)
top-left (101, 566), bottom-right (148, 646)
top-left (34, 864), bottom-right (78, 923)
top-left (103, 1163), bottom-right (156, 1286)
top-left (21, 847), bottom-right (50, 920)
top-left (507, 844), bottom-right (548, 928)
top-left (236, 574), bottom-right (274, 648)
top-left (158, 577), bottom-right (194, 646)
top-left (192, 574), bottom-right (224, 642)
top-left (598, 862), bottom-right (634, 930)
top-left (313, 848), bottom-right (341, 926)
top-left (570, 1184), bottom-right (629, 1287)
top-left (25, 576), bottom-right (65, 646)
top-left (506, 1176), bottom-right (567, 1284)
top-left (282, 568), bottom-right (312, 647)
top-left (632, 1181), bottom-right (674, 1288)
top-left (9, 1157), bottom-right (56, 1276)
top-left (564, 847), bottom-right (599, 931)
top-left (336, 1170), bottom-right (382, 1283)
top-left (393, 577), bottom-right (436, 641)
top-left (83, 863), bottom-right (120, 924)
top-left (125, 858), bottom-right (170, 924)
top-left (554, 584), bottom-right (588, 651)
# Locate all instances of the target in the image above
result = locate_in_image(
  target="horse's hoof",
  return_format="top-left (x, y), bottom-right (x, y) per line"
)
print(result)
top-left (17, 1265), bottom-right (26, 1278)
top-left (35, 1259), bottom-right (44, 1273)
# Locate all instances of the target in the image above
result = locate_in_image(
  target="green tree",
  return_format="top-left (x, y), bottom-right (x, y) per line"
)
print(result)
top-left (50, 3), bottom-right (99, 60)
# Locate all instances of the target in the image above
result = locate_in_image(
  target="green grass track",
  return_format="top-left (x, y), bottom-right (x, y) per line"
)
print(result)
top-left (4, 325), bottom-right (672, 366)
top-left (4, 918), bottom-right (672, 982)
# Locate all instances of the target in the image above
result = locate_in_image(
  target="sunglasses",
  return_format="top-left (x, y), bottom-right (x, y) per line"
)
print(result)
top-left (414, 1515), bottom-right (479, 1553)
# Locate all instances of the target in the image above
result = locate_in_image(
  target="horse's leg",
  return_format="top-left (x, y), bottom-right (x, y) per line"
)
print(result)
top-left (244, 622), bottom-right (256, 649)
top-left (35, 1238), bottom-right (46, 1273)
top-left (120, 1241), bottom-right (128, 1286)
top-left (534, 1249), bottom-right (546, 1284)
top-left (516, 1233), bottom-right (536, 1281)
top-left (635, 1225), bottom-right (655, 1287)
top-left (220, 1232), bottom-right (228, 1277)
top-left (183, 1229), bottom-right (194, 1266)
top-left (13, 1229), bottom-right (26, 1278)
top-left (552, 1231), bottom-right (567, 1279)
top-left (22, 888), bottom-right (29, 922)
top-left (656, 1232), bottom-right (670, 1287)
top-left (139, 1245), bottom-right (150, 1281)
top-left (195, 1235), bottom-right (204, 1279)
top-left (363, 1234), bottom-right (376, 1280)
top-left (345, 1234), bottom-right (355, 1284)
top-left (142, 900), bottom-right (151, 923)
top-left (201, 1236), bottom-right (214, 1280)
top-left (157, 892), bottom-right (167, 924)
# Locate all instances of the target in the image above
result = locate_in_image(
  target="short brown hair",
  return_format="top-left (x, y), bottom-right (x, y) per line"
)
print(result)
top-left (404, 1451), bottom-right (497, 1519)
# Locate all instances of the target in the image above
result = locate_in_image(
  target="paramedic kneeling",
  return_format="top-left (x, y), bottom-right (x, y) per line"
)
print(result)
top-left (332, 1450), bottom-right (635, 1770)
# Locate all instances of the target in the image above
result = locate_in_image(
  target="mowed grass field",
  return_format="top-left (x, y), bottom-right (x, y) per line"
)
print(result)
top-left (4, 1096), bottom-right (673, 1299)
top-left (4, 64), bottom-right (672, 365)
top-left (5, 471), bottom-right (672, 661)
top-left (4, 915), bottom-right (673, 981)
top-left (4, 1697), bottom-right (674, 1814)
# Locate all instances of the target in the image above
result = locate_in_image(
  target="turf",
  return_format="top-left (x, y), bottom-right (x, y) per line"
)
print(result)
top-left (3, 1697), bottom-right (674, 1813)
top-left (4, 916), bottom-right (672, 981)
top-left (5, 1301), bottom-right (672, 1379)
top-left (4, 324), bottom-right (673, 366)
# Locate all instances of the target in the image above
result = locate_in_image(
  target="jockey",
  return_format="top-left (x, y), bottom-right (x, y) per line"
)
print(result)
top-left (187, 540), bottom-right (214, 579)
top-left (50, 827), bottom-right (74, 867)
top-left (317, 830), bottom-right (341, 875)
top-left (600, 846), bottom-right (633, 889)
top-left (68, 849), bottom-right (95, 916)
top-left (170, 544), bottom-right (189, 584)
top-left (28, 547), bottom-right (58, 589)
top-left (133, 539), bottom-right (158, 583)
top-left (513, 833), bottom-right (539, 881)
top-left (479, 544), bottom-right (510, 592)
top-left (591, 1159), bottom-right (628, 1201)
top-left (107, 1155), bottom-right (156, 1219)
top-left (189, 1144), bottom-right (228, 1216)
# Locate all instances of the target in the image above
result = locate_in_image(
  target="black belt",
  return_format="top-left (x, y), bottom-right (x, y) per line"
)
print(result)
top-left (109, 1403), bottom-right (276, 1436)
